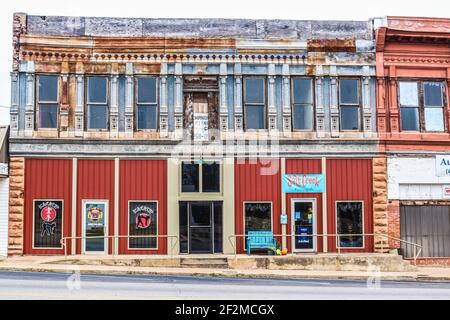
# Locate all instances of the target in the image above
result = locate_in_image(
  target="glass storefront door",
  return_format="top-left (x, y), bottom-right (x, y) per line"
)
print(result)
top-left (82, 200), bottom-right (108, 254)
top-left (291, 199), bottom-right (316, 252)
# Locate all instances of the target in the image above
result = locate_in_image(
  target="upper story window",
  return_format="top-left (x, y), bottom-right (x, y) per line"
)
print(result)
top-left (181, 161), bottom-right (221, 193)
top-left (398, 81), bottom-right (445, 132)
top-left (292, 78), bottom-right (314, 130)
top-left (136, 77), bottom-right (158, 130)
top-left (37, 75), bottom-right (58, 129)
top-left (244, 77), bottom-right (266, 130)
top-left (339, 79), bottom-right (361, 131)
top-left (87, 76), bottom-right (109, 130)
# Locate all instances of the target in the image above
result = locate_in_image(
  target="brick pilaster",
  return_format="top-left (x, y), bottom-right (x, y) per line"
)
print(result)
top-left (8, 157), bottom-right (25, 256)
top-left (372, 157), bottom-right (389, 253)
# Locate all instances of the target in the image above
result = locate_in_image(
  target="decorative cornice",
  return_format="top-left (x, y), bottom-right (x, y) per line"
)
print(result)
top-left (384, 56), bottom-right (450, 65)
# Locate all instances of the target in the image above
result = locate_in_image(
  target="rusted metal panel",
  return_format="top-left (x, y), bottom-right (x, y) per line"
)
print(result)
top-left (76, 159), bottom-right (115, 254)
top-left (119, 160), bottom-right (167, 254)
top-left (23, 159), bottom-right (72, 254)
top-left (326, 159), bottom-right (374, 252)
top-left (234, 159), bottom-right (281, 253)
top-left (285, 159), bottom-right (323, 252)
top-left (307, 39), bottom-right (356, 52)
top-left (133, 64), bottom-right (161, 74)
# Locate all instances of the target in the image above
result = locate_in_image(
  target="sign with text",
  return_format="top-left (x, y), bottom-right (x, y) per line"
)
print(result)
top-left (0, 163), bottom-right (8, 176)
top-left (443, 186), bottom-right (450, 199)
top-left (193, 112), bottom-right (209, 142)
top-left (282, 174), bottom-right (324, 193)
top-left (436, 155), bottom-right (450, 177)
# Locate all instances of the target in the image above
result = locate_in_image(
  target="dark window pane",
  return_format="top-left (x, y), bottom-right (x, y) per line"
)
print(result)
top-left (190, 203), bottom-right (211, 226)
top-left (179, 202), bottom-right (188, 253)
top-left (399, 82), bottom-right (418, 106)
top-left (340, 106), bottom-right (359, 130)
top-left (203, 162), bottom-right (220, 192)
top-left (293, 105), bottom-right (313, 130)
top-left (340, 79), bottom-right (359, 104)
top-left (244, 203), bottom-right (272, 250)
top-left (245, 105), bottom-right (265, 129)
top-left (39, 104), bottom-right (58, 128)
top-left (137, 105), bottom-right (157, 129)
top-left (293, 79), bottom-right (312, 104)
top-left (337, 202), bottom-right (363, 248)
top-left (245, 78), bottom-right (264, 103)
top-left (424, 108), bottom-right (444, 132)
top-left (400, 107), bottom-right (419, 131)
top-left (182, 162), bottom-right (199, 192)
top-left (33, 200), bottom-right (63, 248)
top-left (88, 105), bottom-right (108, 129)
top-left (214, 202), bottom-right (223, 253)
top-left (424, 82), bottom-right (443, 107)
top-left (88, 77), bottom-right (107, 103)
top-left (38, 75), bottom-right (58, 102)
top-left (128, 201), bottom-right (157, 249)
top-left (138, 77), bottom-right (157, 103)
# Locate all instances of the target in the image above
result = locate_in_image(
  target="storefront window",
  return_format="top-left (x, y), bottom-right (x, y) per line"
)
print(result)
top-left (336, 201), bottom-right (363, 248)
top-left (33, 200), bottom-right (63, 248)
top-left (202, 162), bottom-right (220, 192)
top-left (128, 201), bottom-right (157, 249)
top-left (244, 202), bottom-right (272, 249)
top-left (181, 161), bottom-right (220, 193)
top-left (181, 162), bottom-right (199, 192)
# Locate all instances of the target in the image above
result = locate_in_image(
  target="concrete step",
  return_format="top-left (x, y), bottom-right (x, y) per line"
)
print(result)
top-left (180, 257), bottom-right (229, 269)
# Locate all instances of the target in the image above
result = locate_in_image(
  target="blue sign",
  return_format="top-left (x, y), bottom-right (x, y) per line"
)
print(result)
top-left (282, 174), bottom-right (324, 193)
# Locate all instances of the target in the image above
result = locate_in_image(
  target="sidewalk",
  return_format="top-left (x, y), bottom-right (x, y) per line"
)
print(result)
top-left (0, 255), bottom-right (449, 281)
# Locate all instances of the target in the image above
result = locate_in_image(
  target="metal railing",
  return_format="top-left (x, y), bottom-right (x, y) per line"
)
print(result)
top-left (61, 235), bottom-right (179, 258)
top-left (228, 233), bottom-right (423, 265)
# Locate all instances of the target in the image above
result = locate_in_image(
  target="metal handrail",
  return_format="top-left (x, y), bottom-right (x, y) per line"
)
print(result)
top-left (228, 233), bottom-right (423, 265)
top-left (61, 235), bottom-right (179, 259)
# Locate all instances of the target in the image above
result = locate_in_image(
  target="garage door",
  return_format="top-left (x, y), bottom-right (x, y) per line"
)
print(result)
top-left (400, 205), bottom-right (450, 258)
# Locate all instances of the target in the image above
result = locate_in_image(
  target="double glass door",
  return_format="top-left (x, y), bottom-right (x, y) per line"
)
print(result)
top-left (179, 201), bottom-right (222, 254)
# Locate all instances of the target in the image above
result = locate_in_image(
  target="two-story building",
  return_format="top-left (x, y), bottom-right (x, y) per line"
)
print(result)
top-left (8, 13), bottom-right (381, 256)
top-left (375, 16), bottom-right (450, 264)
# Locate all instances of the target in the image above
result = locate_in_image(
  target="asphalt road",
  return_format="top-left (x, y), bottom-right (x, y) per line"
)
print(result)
top-left (0, 271), bottom-right (449, 300)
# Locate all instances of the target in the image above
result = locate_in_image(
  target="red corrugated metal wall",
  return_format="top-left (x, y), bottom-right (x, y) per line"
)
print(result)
top-left (24, 159), bottom-right (73, 254)
top-left (234, 159), bottom-right (281, 253)
top-left (76, 159), bottom-right (115, 254)
top-left (326, 159), bottom-right (373, 252)
top-left (285, 159), bottom-right (323, 253)
top-left (119, 160), bottom-right (167, 254)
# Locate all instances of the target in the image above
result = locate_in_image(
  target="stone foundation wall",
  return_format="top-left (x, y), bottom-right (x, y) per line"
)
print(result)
top-left (372, 157), bottom-right (388, 252)
top-left (8, 157), bottom-right (25, 256)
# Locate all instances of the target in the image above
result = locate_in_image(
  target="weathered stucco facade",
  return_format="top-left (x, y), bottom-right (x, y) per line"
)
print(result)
top-left (9, 13), bottom-right (384, 256)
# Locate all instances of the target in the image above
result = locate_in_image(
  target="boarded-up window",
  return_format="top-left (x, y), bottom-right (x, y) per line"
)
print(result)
top-left (33, 200), bottom-right (63, 248)
top-left (128, 201), bottom-right (158, 249)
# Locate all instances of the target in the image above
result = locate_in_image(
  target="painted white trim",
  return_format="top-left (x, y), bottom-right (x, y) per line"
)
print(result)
top-left (127, 200), bottom-right (159, 251)
top-left (81, 199), bottom-right (109, 255)
top-left (291, 198), bottom-right (317, 253)
top-left (31, 199), bottom-right (64, 250)
top-left (71, 158), bottom-right (77, 255)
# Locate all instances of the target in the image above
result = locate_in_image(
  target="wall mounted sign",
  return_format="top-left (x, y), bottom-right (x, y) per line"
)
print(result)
top-left (0, 163), bottom-right (8, 176)
top-left (436, 155), bottom-right (450, 177)
top-left (33, 200), bottom-right (63, 248)
top-left (443, 185), bottom-right (450, 199)
top-left (282, 174), bottom-right (324, 193)
top-left (193, 112), bottom-right (209, 142)
top-left (280, 213), bottom-right (288, 225)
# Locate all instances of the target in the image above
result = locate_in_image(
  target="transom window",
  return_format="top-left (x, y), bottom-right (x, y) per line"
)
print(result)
top-left (339, 79), bottom-right (361, 131)
top-left (181, 161), bottom-right (221, 193)
top-left (136, 77), bottom-right (158, 130)
top-left (37, 75), bottom-right (58, 129)
top-left (398, 81), bottom-right (445, 132)
top-left (244, 77), bottom-right (266, 130)
top-left (87, 76), bottom-right (109, 130)
top-left (292, 78), bottom-right (314, 130)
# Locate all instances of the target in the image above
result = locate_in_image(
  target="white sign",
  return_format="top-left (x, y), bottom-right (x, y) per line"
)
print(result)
top-left (443, 186), bottom-right (450, 199)
top-left (0, 163), bottom-right (7, 176)
top-left (436, 155), bottom-right (450, 177)
top-left (193, 113), bottom-right (209, 142)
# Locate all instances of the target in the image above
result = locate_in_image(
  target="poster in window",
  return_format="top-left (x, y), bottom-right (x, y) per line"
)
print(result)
top-left (34, 200), bottom-right (63, 248)
top-left (129, 201), bottom-right (157, 249)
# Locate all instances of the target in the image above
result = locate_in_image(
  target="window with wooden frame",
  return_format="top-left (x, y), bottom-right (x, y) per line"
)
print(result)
top-left (339, 78), bottom-right (361, 131)
top-left (36, 75), bottom-right (59, 129)
top-left (86, 76), bottom-right (109, 130)
top-left (398, 81), bottom-right (446, 132)
top-left (244, 77), bottom-right (266, 130)
top-left (291, 78), bottom-right (314, 130)
top-left (135, 76), bottom-right (158, 130)
top-left (336, 201), bottom-right (364, 248)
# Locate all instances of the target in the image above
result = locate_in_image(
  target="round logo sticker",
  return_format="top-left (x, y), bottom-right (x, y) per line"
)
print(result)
top-left (88, 207), bottom-right (103, 223)
top-left (40, 206), bottom-right (57, 222)
top-left (136, 212), bottom-right (151, 229)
